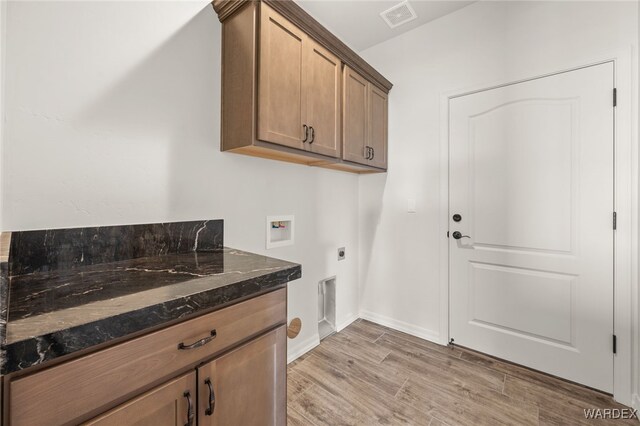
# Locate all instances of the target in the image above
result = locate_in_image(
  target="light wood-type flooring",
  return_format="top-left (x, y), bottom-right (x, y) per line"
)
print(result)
top-left (287, 319), bottom-right (638, 425)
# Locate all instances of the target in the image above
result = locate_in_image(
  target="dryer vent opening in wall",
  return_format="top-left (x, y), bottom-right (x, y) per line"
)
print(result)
top-left (318, 278), bottom-right (336, 340)
top-left (380, 1), bottom-right (418, 29)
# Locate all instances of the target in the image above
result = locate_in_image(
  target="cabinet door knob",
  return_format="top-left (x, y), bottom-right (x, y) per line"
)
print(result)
top-left (205, 378), bottom-right (216, 416)
top-left (302, 125), bottom-right (309, 143)
top-left (183, 391), bottom-right (194, 426)
top-left (309, 127), bottom-right (315, 144)
top-left (177, 330), bottom-right (217, 350)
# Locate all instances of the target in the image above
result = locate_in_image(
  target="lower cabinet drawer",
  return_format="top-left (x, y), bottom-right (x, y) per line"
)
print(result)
top-left (8, 289), bottom-right (286, 426)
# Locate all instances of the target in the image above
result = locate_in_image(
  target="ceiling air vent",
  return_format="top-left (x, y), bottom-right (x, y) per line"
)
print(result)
top-left (380, 1), bottom-right (418, 29)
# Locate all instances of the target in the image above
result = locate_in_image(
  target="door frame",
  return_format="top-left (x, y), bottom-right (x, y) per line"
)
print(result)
top-left (438, 49), bottom-right (637, 406)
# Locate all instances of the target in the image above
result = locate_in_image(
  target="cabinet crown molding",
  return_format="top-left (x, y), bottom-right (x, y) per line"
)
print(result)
top-left (211, 0), bottom-right (393, 93)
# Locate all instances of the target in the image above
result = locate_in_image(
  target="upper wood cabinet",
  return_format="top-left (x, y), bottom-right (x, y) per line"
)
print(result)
top-left (343, 66), bottom-right (369, 166)
top-left (343, 66), bottom-right (388, 169)
top-left (215, 0), bottom-right (391, 173)
top-left (368, 84), bottom-right (388, 169)
top-left (304, 39), bottom-right (341, 158)
top-left (258, 4), bottom-right (306, 150)
top-left (258, 4), bottom-right (340, 157)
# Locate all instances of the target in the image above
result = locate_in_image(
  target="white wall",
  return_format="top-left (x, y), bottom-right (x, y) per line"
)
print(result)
top-left (358, 0), bottom-right (638, 402)
top-left (0, 0), bottom-right (5, 417)
top-left (636, 1), bottom-right (640, 412)
top-left (0, 0), bottom-right (6, 224)
top-left (1, 0), bottom-right (361, 361)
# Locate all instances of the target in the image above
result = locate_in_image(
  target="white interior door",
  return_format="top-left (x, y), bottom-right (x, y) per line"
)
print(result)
top-left (449, 62), bottom-right (614, 392)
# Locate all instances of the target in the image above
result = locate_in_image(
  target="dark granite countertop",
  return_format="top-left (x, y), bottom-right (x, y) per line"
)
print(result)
top-left (0, 220), bottom-right (301, 375)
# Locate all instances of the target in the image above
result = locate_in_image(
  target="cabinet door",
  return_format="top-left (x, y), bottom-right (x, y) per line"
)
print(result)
top-left (198, 326), bottom-right (286, 426)
top-left (342, 66), bottom-right (369, 165)
top-left (258, 3), bottom-right (306, 150)
top-left (84, 372), bottom-right (196, 426)
top-left (304, 39), bottom-right (341, 158)
top-left (368, 84), bottom-right (388, 169)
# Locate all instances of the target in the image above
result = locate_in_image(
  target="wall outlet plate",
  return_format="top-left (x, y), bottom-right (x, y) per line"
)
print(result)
top-left (338, 247), bottom-right (346, 261)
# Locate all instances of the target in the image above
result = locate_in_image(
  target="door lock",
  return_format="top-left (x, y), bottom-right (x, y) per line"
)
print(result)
top-left (452, 231), bottom-right (470, 240)
top-left (452, 214), bottom-right (462, 222)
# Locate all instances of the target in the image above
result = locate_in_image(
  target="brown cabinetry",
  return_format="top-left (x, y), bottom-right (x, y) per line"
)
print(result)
top-left (84, 372), bottom-right (197, 426)
top-left (342, 67), bottom-right (388, 169)
top-left (198, 326), bottom-right (286, 426)
top-left (304, 38), bottom-right (341, 158)
top-left (258, 4), bottom-right (306, 150)
top-left (367, 83), bottom-right (388, 169)
top-left (217, 0), bottom-right (391, 173)
top-left (258, 4), bottom-right (341, 158)
top-left (5, 289), bottom-right (287, 426)
top-left (343, 66), bottom-right (369, 166)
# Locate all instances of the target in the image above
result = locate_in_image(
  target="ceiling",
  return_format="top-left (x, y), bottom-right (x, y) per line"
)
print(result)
top-left (296, 0), bottom-right (475, 52)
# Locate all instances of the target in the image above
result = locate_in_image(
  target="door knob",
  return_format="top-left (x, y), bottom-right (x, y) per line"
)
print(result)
top-left (452, 231), bottom-right (470, 240)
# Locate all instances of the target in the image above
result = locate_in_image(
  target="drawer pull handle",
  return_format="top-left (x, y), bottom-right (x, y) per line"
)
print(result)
top-left (183, 391), bottom-right (194, 426)
top-left (205, 378), bottom-right (216, 416)
top-left (178, 330), bottom-right (217, 350)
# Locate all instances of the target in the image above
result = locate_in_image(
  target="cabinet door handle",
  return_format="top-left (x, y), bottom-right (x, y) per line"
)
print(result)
top-left (302, 125), bottom-right (309, 143)
top-left (364, 146), bottom-right (370, 159)
top-left (371, 147), bottom-right (375, 160)
top-left (205, 378), bottom-right (216, 416)
top-left (309, 127), bottom-right (315, 144)
top-left (183, 391), bottom-right (194, 426)
top-left (177, 330), bottom-right (217, 350)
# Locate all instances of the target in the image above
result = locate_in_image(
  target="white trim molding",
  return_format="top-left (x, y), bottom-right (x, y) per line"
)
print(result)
top-left (360, 310), bottom-right (441, 343)
top-left (336, 312), bottom-right (359, 332)
top-left (439, 49), bottom-right (637, 407)
top-left (632, 393), bottom-right (640, 412)
top-left (287, 333), bottom-right (320, 364)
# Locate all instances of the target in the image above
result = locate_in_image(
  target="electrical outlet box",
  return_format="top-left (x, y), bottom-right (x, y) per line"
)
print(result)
top-left (338, 247), bottom-right (346, 261)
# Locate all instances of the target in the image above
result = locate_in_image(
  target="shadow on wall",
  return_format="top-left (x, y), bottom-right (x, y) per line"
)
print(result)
top-left (71, 1), bottom-right (341, 347)
top-left (76, 4), bottom-right (220, 220)
top-left (358, 173), bottom-right (387, 310)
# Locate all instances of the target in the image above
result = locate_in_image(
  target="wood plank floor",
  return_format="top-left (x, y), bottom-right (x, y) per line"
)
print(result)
top-left (287, 319), bottom-right (637, 426)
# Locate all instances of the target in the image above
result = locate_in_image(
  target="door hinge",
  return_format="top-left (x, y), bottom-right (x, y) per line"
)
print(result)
top-left (613, 334), bottom-right (617, 354)
top-left (613, 88), bottom-right (617, 107)
top-left (613, 212), bottom-right (617, 230)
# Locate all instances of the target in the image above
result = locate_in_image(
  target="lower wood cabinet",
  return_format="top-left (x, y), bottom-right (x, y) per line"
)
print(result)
top-left (197, 326), bottom-right (286, 426)
top-left (85, 326), bottom-right (286, 426)
top-left (4, 289), bottom-right (287, 426)
top-left (84, 372), bottom-right (197, 426)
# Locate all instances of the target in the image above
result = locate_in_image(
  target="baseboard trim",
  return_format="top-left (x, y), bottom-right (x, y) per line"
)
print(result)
top-left (359, 310), bottom-right (442, 344)
top-left (287, 333), bottom-right (320, 364)
top-left (336, 313), bottom-right (359, 332)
